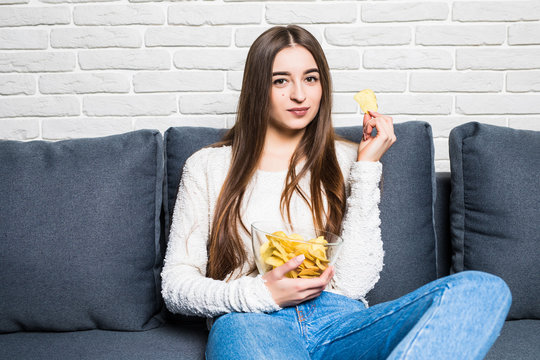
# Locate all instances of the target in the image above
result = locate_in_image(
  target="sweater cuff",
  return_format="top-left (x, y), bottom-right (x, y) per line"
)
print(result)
top-left (254, 275), bottom-right (282, 313)
top-left (349, 161), bottom-right (382, 186)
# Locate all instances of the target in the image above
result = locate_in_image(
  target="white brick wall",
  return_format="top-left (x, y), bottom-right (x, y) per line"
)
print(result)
top-left (1, 0), bottom-right (539, 172)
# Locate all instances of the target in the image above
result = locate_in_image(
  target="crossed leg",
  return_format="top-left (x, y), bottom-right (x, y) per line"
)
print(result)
top-left (308, 271), bottom-right (511, 360)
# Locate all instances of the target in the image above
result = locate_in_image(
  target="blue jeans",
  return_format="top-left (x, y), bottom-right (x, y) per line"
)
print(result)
top-left (205, 271), bottom-right (511, 359)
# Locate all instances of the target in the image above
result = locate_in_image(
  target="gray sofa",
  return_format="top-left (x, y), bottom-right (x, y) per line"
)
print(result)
top-left (1, 121), bottom-right (538, 359)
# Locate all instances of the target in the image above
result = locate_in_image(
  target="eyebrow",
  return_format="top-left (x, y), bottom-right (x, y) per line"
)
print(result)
top-left (272, 68), bottom-right (319, 76)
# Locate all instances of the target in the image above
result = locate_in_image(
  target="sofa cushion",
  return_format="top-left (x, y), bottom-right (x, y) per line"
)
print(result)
top-left (336, 121), bottom-right (437, 305)
top-left (0, 323), bottom-right (208, 360)
top-left (163, 127), bottom-right (226, 242)
top-left (164, 122), bottom-right (437, 306)
top-left (0, 130), bottom-right (164, 333)
top-left (449, 122), bottom-right (540, 319)
top-left (485, 320), bottom-right (540, 360)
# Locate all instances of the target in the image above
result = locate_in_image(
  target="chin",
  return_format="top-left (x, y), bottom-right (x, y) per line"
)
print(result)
top-left (270, 113), bottom-right (317, 133)
top-left (286, 116), bottom-right (316, 129)
top-left (283, 122), bottom-right (312, 132)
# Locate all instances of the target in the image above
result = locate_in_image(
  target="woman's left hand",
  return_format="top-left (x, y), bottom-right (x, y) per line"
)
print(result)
top-left (357, 111), bottom-right (397, 162)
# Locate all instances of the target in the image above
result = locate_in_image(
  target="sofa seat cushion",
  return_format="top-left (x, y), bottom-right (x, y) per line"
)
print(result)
top-left (449, 122), bottom-right (540, 319)
top-left (0, 323), bottom-right (208, 360)
top-left (485, 320), bottom-right (540, 360)
top-left (0, 130), bottom-right (164, 332)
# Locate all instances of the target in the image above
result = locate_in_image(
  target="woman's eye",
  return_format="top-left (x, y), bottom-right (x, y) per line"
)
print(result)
top-left (306, 76), bottom-right (319, 83)
top-left (273, 78), bottom-right (287, 86)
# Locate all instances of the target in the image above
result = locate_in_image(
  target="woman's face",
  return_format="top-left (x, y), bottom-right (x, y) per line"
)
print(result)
top-left (268, 45), bottom-right (322, 135)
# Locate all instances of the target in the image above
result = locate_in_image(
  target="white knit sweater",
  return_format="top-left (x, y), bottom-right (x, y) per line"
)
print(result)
top-left (161, 140), bottom-right (384, 321)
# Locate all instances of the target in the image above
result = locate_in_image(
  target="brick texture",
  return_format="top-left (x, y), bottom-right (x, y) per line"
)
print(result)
top-left (0, 0), bottom-right (539, 170)
top-left (168, 4), bottom-right (261, 26)
top-left (266, 4), bottom-right (357, 24)
top-left (0, 74), bottom-right (35, 95)
top-left (362, 2), bottom-right (449, 23)
top-left (51, 28), bottom-right (142, 49)
top-left (0, 29), bottom-right (48, 49)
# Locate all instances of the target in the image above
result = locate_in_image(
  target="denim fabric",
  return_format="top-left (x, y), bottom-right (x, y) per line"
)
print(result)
top-left (206, 271), bottom-right (511, 360)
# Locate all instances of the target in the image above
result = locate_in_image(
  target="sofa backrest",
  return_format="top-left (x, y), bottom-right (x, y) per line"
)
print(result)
top-left (449, 122), bottom-right (540, 320)
top-left (164, 121), bottom-right (439, 306)
top-left (163, 127), bottom-right (227, 245)
top-left (434, 172), bottom-right (452, 278)
top-left (0, 122), bottom-right (444, 333)
top-left (0, 130), bottom-right (164, 333)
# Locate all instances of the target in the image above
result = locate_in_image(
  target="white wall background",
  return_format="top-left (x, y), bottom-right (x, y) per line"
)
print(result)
top-left (1, 0), bottom-right (540, 171)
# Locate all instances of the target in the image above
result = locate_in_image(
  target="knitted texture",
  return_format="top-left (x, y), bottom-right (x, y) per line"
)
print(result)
top-left (161, 141), bottom-right (384, 318)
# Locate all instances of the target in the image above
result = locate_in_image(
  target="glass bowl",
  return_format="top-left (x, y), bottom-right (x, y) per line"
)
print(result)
top-left (251, 221), bottom-right (343, 279)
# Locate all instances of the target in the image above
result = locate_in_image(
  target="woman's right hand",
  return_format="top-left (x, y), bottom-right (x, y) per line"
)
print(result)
top-left (261, 254), bottom-right (335, 308)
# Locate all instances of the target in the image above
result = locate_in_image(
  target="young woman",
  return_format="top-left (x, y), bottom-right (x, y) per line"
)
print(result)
top-left (161, 25), bottom-right (511, 360)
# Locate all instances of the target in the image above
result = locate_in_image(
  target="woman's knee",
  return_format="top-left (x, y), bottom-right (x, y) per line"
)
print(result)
top-left (210, 311), bottom-right (292, 338)
top-left (446, 271), bottom-right (512, 307)
top-left (206, 313), bottom-right (259, 359)
top-left (452, 270), bottom-right (510, 291)
top-left (210, 312), bottom-right (253, 335)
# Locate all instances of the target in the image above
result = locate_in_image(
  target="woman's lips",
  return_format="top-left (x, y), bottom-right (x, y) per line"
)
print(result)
top-left (287, 107), bottom-right (310, 117)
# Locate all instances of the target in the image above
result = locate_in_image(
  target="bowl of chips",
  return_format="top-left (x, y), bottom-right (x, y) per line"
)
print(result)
top-left (251, 221), bottom-right (343, 279)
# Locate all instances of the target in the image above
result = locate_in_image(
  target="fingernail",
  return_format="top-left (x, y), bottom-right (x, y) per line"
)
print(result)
top-left (296, 254), bottom-right (305, 263)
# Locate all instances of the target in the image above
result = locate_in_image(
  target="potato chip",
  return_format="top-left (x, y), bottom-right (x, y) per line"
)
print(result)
top-left (272, 231), bottom-right (287, 239)
top-left (259, 241), bottom-right (273, 259)
top-left (272, 240), bottom-right (288, 258)
top-left (286, 270), bottom-right (299, 279)
top-left (309, 236), bottom-right (328, 245)
top-left (353, 89), bottom-right (378, 114)
top-left (271, 250), bottom-right (287, 262)
top-left (288, 233), bottom-right (304, 241)
top-left (265, 256), bottom-right (284, 267)
top-left (298, 268), bottom-right (321, 277)
top-left (304, 252), bottom-right (316, 262)
top-left (311, 248), bottom-right (326, 260)
top-left (315, 258), bottom-right (326, 270)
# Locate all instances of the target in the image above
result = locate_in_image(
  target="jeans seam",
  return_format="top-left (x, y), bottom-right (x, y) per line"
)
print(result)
top-left (307, 303), bottom-right (316, 318)
top-left (314, 284), bottom-right (448, 350)
top-left (296, 306), bottom-right (305, 337)
top-left (304, 303), bottom-right (317, 344)
top-left (397, 276), bottom-right (509, 359)
top-left (397, 288), bottom-right (445, 359)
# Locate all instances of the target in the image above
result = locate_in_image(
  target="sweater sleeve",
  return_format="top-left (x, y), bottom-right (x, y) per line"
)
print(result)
top-left (161, 152), bottom-right (282, 318)
top-left (329, 160), bottom-right (384, 303)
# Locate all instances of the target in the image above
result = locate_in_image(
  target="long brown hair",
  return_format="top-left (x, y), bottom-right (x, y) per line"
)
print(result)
top-left (207, 25), bottom-right (346, 281)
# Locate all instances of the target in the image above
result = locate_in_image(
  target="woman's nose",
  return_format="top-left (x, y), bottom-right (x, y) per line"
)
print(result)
top-left (290, 82), bottom-right (306, 103)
